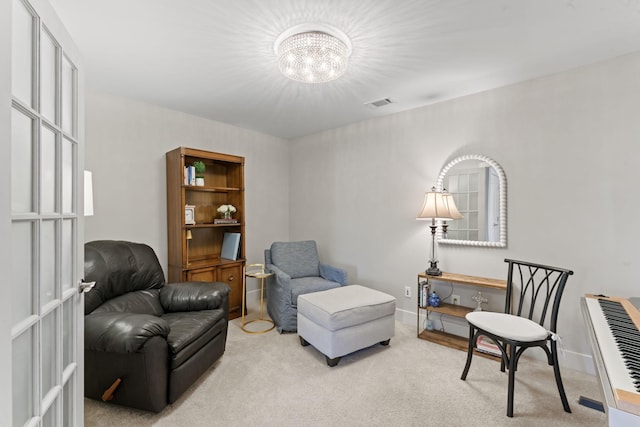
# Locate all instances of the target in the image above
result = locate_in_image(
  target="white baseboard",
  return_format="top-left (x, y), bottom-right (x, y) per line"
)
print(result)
top-left (396, 308), bottom-right (595, 376)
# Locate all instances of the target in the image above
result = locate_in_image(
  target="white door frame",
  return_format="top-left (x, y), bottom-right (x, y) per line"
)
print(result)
top-left (1, 0), bottom-right (15, 420)
top-left (6, 0), bottom-right (84, 424)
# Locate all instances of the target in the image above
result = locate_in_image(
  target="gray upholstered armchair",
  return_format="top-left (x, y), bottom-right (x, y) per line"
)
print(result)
top-left (265, 240), bottom-right (347, 332)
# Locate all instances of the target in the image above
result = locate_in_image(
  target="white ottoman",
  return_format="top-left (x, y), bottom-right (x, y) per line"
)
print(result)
top-left (297, 285), bottom-right (396, 366)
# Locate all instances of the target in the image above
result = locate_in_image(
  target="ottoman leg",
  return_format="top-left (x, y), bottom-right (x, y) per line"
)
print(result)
top-left (299, 336), bottom-right (310, 347)
top-left (326, 356), bottom-right (341, 367)
top-left (380, 339), bottom-right (391, 346)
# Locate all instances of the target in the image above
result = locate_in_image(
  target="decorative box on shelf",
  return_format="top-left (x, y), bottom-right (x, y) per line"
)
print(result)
top-left (214, 218), bottom-right (238, 224)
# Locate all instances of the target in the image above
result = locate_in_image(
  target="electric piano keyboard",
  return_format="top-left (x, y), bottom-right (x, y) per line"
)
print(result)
top-left (582, 294), bottom-right (640, 425)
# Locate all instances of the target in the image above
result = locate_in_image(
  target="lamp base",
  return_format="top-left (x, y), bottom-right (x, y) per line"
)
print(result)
top-left (426, 261), bottom-right (442, 276)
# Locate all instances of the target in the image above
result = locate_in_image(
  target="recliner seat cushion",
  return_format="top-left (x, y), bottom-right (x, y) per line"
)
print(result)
top-left (270, 240), bottom-right (320, 279)
top-left (163, 309), bottom-right (227, 369)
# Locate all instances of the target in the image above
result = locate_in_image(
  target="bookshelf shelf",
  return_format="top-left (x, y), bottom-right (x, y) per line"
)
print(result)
top-left (167, 147), bottom-right (246, 319)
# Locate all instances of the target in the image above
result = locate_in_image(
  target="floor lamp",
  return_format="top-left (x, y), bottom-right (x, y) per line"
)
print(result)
top-left (416, 187), bottom-right (459, 276)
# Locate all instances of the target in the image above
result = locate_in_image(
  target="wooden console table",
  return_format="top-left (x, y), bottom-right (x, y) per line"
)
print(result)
top-left (417, 272), bottom-right (507, 359)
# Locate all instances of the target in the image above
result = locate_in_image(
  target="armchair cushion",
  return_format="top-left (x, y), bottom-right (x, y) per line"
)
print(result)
top-left (85, 311), bottom-right (170, 353)
top-left (290, 277), bottom-right (346, 303)
top-left (270, 240), bottom-right (320, 279)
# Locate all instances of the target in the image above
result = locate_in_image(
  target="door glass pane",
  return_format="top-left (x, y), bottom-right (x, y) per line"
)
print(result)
top-left (11, 0), bottom-right (34, 106)
top-left (41, 31), bottom-right (57, 122)
top-left (42, 310), bottom-right (58, 399)
top-left (41, 125), bottom-right (57, 213)
top-left (62, 138), bottom-right (74, 214)
top-left (12, 108), bottom-right (33, 214)
top-left (63, 299), bottom-right (73, 367)
top-left (61, 219), bottom-right (73, 291)
top-left (12, 328), bottom-right (34, 427)
top-left (61, 56), bottom-right (75, 136)
top-left (41, 220), bottom-right (57, 306)
top-left (42, 396), bottom-right (58, 427)
top-left (11, 221), bottom-right (33, 326)
top-left (63, 375), bottom-right (73, 427)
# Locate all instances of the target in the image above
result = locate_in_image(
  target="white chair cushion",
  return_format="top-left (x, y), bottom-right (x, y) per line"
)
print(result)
top-left (466, 311), bottom-right (548, 342)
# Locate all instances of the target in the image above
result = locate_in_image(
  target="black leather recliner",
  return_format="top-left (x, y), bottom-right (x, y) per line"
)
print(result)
top-left (84, 240), bottom-right (230, 412)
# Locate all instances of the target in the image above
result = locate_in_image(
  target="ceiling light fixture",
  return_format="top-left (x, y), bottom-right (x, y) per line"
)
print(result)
top-left (274, 23), bottom-right (352, 84)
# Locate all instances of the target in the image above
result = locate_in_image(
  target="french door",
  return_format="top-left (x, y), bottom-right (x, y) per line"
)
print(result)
top-left (10, 0), bottom-right (84, 425)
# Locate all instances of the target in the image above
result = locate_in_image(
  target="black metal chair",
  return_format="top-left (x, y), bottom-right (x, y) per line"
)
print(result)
top-left (460, 259), bottom-right (574, 417)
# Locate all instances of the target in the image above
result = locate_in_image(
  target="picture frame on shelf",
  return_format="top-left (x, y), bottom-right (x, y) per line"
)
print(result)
top-left (185, 204), bottom-right (196, 225)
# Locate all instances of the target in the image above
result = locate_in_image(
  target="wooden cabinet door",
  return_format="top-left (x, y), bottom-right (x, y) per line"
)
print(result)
top-left (186, 267), bottom-right (216, 282)
top-left (217, 264), bottom-right (243, 319)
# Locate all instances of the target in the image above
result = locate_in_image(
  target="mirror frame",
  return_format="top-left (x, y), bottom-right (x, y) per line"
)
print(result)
top-left (436, 154), bottom-right (507, 248)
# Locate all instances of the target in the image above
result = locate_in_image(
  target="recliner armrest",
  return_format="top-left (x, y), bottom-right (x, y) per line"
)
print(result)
top-left (319, 263), bottom-right (348, 285)
top-left (160, 282), bottom-right (230, 313)
top-left (85, 312), bottom-right (170, 353)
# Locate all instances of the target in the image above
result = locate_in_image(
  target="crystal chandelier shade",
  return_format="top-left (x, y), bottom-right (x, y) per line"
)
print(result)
top-left (275, 25), bottom-right (352, 84)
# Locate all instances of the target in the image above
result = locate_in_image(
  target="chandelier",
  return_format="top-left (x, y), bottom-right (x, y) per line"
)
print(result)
top-left (274, 24), bottom-right (352, 84)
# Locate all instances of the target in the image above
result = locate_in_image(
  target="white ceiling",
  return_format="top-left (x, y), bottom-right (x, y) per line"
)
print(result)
top-left (49, 0), bottom-right (640, 140)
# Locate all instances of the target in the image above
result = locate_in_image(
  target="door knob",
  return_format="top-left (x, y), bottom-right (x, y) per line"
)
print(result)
top-left (78, 280), bottom-right (96, 293)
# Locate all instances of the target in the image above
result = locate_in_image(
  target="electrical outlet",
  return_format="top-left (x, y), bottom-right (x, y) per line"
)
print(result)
top-left (404, 286), bottom-right (411, 298)
top-left (451, 294), bottom-right (460, 305)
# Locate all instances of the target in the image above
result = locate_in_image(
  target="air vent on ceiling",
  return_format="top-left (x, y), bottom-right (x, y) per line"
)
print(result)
top-left (365, 98), bottom-right (393, 108)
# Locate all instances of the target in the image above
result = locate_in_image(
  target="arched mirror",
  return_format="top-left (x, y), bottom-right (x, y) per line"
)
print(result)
top-left (436, 154), bottom-right (507, 247)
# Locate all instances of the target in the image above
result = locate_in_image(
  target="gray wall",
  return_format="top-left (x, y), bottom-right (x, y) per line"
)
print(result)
top-left (84, 90), bottom-right (291, 290)
top-left (85, 52), bottom-right (640, 374)
top-left (289, 52), bottom-right (640, 373)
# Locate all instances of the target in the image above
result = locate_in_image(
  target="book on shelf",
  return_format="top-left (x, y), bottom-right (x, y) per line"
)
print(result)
top-left (419, 281), bottom-right (429, 307)
top-left (476, 335), bottom-right (501, 356)
top-left (184, 165), bottom-right (196, 186)
top-left (221, 232), bottom-right (241, 261)
top-left (214, 218), bottom-right (238, 224)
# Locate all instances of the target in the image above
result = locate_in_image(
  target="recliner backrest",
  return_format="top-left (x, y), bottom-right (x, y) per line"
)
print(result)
top-left (84, 240), bottom-right (166, 314)
top-left (270, 240), bottom-right (320, 279)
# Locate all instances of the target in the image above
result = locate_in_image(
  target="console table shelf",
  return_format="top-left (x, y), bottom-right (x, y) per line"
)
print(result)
top-left (417, 272), bottom-right (507, 360)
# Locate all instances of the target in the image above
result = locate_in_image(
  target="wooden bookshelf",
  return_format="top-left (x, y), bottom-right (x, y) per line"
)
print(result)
top-left (166, 147), bottom-right (246, 319)
top-left (417, 272), bottom-right (507, 360)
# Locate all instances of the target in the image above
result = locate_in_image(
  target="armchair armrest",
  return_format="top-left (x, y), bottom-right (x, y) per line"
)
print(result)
top-left (85, 312), bottom-right (170, 353)
top-left (160, 281), bottom-right (230, 313)
top-left (266, 264), bottom-right (291, 286)
top-left (319, 263), bottom-right (348, 285)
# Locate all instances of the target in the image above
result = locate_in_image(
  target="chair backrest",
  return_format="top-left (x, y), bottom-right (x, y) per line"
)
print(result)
top-left (84, 240), bottom-right (166, 314)
top-left (268, 240), bottom-right (320, 279)
top-left (504, 259), bottom-right (573, 333)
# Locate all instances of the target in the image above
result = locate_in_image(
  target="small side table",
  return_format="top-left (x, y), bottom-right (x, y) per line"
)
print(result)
top-left (242, 264), bottom-right (275, 334)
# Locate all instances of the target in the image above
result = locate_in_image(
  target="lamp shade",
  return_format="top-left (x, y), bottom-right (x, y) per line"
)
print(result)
top-left (443, 193), bottom-right (463, 220)
top-left (84, 170), bottom-right (94, 217)
top-left (416, 188), bottom-right (454, 221)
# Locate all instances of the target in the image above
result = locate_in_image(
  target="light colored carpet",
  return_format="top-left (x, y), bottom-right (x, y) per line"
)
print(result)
top-left (85, 316), bottom-right (607, 427)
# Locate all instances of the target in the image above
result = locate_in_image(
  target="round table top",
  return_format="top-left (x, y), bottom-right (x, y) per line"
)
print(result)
top-left (245, 271), bottom-right (274, 279)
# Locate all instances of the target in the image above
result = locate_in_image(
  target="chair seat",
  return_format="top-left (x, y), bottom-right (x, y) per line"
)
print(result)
top-left (466, 311), bottom-right (548, 342)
